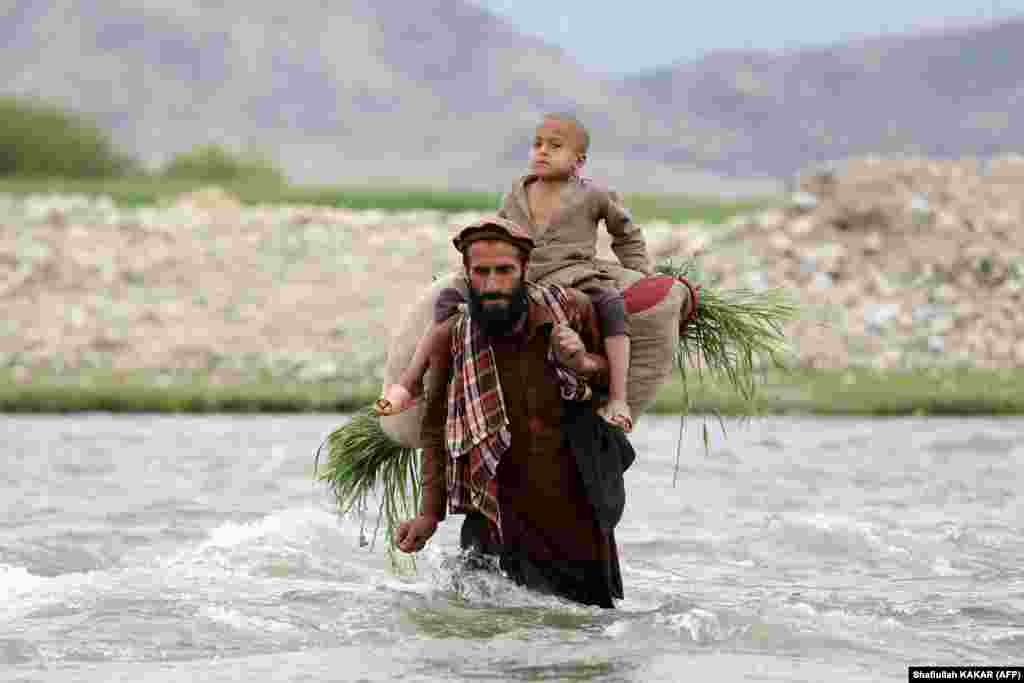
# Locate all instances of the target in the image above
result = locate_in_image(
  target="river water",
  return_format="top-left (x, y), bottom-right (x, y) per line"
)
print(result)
top-left (1, 414), bottom-right (1021, 681)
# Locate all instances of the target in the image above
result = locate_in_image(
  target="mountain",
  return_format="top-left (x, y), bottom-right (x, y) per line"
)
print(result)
top-left (3, 0), bottom-right (746, 192)
top-left (618, 17), bottom-right (1024, 177)
top-left (2, 2), bottom-right (1023, 191)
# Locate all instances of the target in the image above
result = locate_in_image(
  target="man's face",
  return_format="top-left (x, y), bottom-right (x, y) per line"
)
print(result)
top-left (465, 240), bottom-right (528, 335)
top-left (529, 118), bottom-right (584, 180)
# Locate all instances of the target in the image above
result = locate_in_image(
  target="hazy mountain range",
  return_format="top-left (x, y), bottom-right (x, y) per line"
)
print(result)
top-left (3, 1), bottom-right (1022, 193)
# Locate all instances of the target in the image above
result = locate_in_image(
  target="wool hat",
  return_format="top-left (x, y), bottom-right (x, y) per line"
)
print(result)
top-left (452, 215), bottom-right (535, 255)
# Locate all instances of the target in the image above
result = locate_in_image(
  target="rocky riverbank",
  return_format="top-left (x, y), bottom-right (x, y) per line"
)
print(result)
top-left (735, 156), bottom-right (1024, 369)
top-left (2, 157), bottom-right (1023, 389)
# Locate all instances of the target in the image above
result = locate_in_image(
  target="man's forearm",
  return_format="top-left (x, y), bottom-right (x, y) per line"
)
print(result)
top-left (419, 444), bottom-right (448, 520)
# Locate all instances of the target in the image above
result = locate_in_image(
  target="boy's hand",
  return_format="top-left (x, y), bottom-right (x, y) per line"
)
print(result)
top-left (395, 514), bottom-right (440, 553)
top-left (551, 323), bottom-right (587, 371)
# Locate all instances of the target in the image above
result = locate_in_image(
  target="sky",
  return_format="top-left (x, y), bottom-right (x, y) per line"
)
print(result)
top-left (472, 0), bottom-right (1024, 74)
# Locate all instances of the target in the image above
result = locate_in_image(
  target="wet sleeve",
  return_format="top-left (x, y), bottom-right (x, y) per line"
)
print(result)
top-left (418, 324), bottom-right (453, 519)
top-left (602, 189), bottom-right (653, 275)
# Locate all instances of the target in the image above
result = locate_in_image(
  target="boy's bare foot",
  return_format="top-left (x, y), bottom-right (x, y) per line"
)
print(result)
top-left (374, 384), bottom-right (415, 416)
top-left (598, 398), bottom-right (633, 433)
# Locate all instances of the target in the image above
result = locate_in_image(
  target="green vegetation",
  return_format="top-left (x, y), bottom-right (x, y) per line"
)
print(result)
top-left (625, 193), bottom-right (777, 225)
top-left (0, 175), bottom-right (775, 223)
top-left (0, 96), bottom-right (136, 177)
top-left (650, 366), bottom-right (1024, 416)
top-left (2, 367), bottom-right (1022, 415)
top-left (162, 143), bottom-right (286, 184)
top-left (655, 258), bottom-right (797, 405)
top-left (316, 408), bottom-right (420, 564)
top-left (0, 368), bottom-right (378, 413)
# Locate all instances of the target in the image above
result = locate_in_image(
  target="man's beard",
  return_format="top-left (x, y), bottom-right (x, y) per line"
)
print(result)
top-left (467, 280), bottom-right (529, 337)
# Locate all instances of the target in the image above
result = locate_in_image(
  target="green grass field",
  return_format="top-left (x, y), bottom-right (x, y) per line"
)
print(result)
top-left (0, 368), bottom-right (379, 414)
top-left (0, 176), bottom-right (776, 224)
top-left (650, 366), bottom-right (1024, 416)
top-left (2, 367), bottom-right (1021, 415)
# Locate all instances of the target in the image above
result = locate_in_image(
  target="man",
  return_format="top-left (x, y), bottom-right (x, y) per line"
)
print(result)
top-left (394, 215), bottom-right (631, 608)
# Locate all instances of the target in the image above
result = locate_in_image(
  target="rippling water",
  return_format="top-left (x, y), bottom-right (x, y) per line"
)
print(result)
top-left (1, 414), bottom-right (1022, 682)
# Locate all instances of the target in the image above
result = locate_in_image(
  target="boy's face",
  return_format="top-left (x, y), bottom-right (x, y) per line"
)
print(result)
top-left (529, 118), bottom-right (585, 180)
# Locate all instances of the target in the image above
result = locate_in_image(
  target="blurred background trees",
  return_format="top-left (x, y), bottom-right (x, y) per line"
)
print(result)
top-left (0, 96), bottom-right (286, 183)
top-left (162, 144), bottom-right (286, 184)
top-left (0, 96), bottom-right (137, 177)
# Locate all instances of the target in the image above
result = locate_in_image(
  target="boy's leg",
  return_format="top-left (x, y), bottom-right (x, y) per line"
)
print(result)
top-left (375, 284), bottom-right (466, 416)
top-left (583, 286), bottom-right (633, 432)
top-left (599, 335), bottom-right (632, 432)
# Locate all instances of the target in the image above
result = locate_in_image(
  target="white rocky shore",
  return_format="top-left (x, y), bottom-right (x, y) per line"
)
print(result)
top-left (1, 156), bottom-right (1022, 384)
top-left (729, 155), bottom-right (1024, 369)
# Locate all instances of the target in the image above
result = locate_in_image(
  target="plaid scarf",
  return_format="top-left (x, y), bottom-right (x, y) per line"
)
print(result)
top-left (445, 283), bottom-right (590, 532)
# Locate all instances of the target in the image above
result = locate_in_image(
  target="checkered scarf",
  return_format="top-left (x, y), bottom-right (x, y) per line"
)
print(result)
top-left (445, 283), bottom-right (590, 531)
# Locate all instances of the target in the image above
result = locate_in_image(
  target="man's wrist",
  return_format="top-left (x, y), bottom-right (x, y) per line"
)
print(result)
top-left (578, 352), bottom-right (608, 383)
top-left (417, 510), bottom-right (444, 524)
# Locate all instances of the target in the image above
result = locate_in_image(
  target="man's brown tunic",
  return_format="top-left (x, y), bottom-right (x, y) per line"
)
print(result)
top-left (418, 288), bottom-right (623, 607)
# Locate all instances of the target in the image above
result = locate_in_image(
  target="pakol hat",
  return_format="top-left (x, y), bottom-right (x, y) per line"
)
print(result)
top-left (453, 215), bottom-right (535, 255)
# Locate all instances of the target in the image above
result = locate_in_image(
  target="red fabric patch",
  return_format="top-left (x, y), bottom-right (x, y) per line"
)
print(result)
top-left (622, 275), bottom-right (675, 314)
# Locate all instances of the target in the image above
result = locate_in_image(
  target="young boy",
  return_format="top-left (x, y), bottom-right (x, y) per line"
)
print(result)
top-left (376, 113), bottom-right (653, 432)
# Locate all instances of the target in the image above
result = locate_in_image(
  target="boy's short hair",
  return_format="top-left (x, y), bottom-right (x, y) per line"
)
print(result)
top-left (541, 112), bottom-right (590, 155)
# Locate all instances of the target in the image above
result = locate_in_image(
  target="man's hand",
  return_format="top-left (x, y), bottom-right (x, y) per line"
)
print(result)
top-left (550, 323), bottom-right (587, 372)
top-left (395, 514), bottom-right (440, 553)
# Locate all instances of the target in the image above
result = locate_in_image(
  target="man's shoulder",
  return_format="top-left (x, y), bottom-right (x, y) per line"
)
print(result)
top-left (563, 286), bottom-right (593, 309)
top-left (533, 283), bottom-right (594, 318)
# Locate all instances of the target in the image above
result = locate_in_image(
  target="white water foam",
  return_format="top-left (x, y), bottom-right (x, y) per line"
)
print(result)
top-left (201, 605), bottom-right (298, 633)
top-left (657, 607), bottom-right (743, 644)
top-left (930, 556), bottom-right (972, 577)
top-left (152, 504), bottom-right (446, 604)
top-left (762, 513), bottom-right (912, 560)
top-left (0, 564), bottom-right (46, 602)
top-left (0, 563), bottom-right (100, 624)
top-left (163, 505), bottom-right (360, 573)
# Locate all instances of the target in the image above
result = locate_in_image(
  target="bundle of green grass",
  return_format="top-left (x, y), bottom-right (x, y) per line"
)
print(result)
top-left (317, 259), bottom-right (796, 552)
top-left (315, 407), bottom-right (420, 554)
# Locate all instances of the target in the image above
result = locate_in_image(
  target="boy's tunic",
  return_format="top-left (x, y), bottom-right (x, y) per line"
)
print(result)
top-left (499, 175), bottom-right (654, 288)
top-left (418, 288), bottom-right (623, 607)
